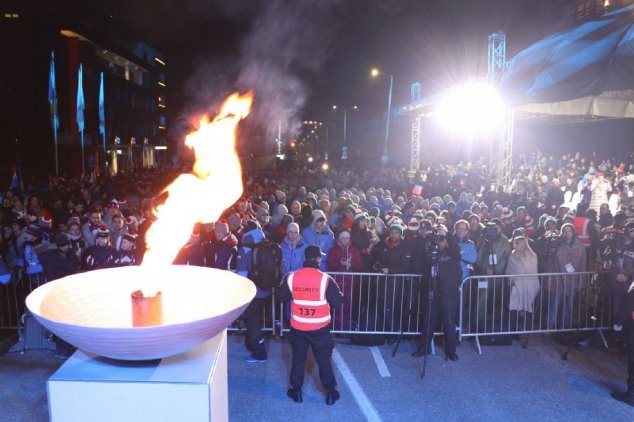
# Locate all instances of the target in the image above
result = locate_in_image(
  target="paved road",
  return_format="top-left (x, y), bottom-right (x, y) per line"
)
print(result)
top-left (1, 333), bottom-right (632, 421)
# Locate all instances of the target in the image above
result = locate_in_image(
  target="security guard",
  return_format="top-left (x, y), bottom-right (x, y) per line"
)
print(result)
top-left (612, 221), bottom-right (634, 407)
top-left (278, 245), bottom-right (343, 405)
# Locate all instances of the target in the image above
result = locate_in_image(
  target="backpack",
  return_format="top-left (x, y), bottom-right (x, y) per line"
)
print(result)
top-left (245, 241), bottom-right (282, 290)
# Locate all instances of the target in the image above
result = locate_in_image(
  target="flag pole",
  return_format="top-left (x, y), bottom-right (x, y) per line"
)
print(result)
top-left (81, 130), bottom-right (85, 176)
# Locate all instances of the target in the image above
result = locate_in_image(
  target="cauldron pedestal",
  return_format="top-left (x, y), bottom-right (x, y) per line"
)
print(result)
top-left (47, 330), bottom-right (228, 422)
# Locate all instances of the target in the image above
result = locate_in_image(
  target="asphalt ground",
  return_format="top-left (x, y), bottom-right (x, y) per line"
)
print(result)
top-left (1, 332), bottom-right (632, 421)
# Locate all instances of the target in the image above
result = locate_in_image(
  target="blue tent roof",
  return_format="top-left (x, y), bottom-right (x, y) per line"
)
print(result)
top-left (500, 5), bottom-right (634, 106)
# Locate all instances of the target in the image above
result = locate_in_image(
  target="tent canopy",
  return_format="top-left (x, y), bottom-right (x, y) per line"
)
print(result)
top-left (500, 5), bottom-right (634, 119)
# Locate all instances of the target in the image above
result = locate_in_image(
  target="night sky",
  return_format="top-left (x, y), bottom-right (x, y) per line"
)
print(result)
top-left (95, 0), bottom-right (633, 158)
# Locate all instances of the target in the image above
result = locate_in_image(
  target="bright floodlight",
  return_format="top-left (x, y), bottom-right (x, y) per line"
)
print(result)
top-left (435, 82), bottom-right (504, 136)
top-left (371, 68), bottom-right (380, 77)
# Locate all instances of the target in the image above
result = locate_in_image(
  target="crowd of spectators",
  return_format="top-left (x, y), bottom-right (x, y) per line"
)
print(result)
top-left (1, 149), bottom-right (633, 356)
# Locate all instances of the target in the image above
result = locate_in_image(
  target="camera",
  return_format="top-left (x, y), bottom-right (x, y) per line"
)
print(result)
top-left (484, 223), bottom-right (499, 241)
top-left (544, 230), bottom-right (560, 255)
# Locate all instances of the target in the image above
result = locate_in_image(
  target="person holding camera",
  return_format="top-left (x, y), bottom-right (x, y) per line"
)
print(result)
top-left (604, 222), bottom-right (634, 325)
top-left (475, 219), bottom-right (511, 326)
top-left (414, 224), bottom-right (462, 361)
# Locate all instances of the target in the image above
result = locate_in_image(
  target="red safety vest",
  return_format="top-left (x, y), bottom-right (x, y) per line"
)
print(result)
top-left (573, 216), bottom-right (590, 246)
top-left (288, 267), bottom-right (331, 331)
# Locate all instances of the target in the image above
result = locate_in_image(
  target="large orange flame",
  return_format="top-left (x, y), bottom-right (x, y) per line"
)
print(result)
top-left (142, 92), bottom-right (253, 267)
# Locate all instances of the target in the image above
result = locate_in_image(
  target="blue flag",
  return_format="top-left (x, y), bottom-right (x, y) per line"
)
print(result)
top-left (48, 51), bottom-right (59, 131)
top-left (76, 64), bottom-right (85, 132)
top-left (98, 72), bottom-right (105, 135)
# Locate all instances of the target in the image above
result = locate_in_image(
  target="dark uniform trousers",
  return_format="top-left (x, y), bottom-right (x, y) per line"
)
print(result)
top-left (289, 325), bottom-right (336, 392)
top-left (244, 298), bottom-right (267, 359)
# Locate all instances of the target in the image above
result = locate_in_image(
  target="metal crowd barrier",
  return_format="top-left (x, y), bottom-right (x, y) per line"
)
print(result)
top-left (279, 273), bottom-right (429, 337)
top-left (0, 269), bottom-right (46, 330)
top-left (459, 272), bottom-right (611, 354)
top-left (227, 289), bottom-right (277, 334)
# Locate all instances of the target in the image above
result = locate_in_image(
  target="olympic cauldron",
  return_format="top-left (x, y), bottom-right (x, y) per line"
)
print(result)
top-left (26, 265), bottom-right (255, 361)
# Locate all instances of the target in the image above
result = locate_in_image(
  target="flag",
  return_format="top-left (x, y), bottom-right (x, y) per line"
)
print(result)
top-left (9, 165), bottom-right (20, 191)
top-left (98, 72), bottom-right (105, 135)
top-left (76, 63), bottom-right (85, 132)
top-left (412, 184), bottom-right (423, 196)
top-left (48, 51), bottom-right (59, 131)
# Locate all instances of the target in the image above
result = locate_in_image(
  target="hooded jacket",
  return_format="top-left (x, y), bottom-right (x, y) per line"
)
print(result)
top-left (237, 227), bottom-right (270, 298)
top-left (327, 242), bottom-right (362, 272)
top-left (281, 235), bottom-right (307, 276)
top-left (301, 209), bottom-right (334, 271)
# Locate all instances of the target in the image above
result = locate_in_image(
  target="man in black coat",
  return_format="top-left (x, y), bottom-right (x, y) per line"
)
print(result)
top-left (414, 224), bottom-right (461, 361)
top-left (39, 232), bottom-right (80, 358)
top-left (39, 233), bottom-right (80, 283)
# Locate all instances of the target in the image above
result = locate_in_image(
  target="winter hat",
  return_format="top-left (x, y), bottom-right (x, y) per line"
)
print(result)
top-left (122, 230), bottom-right (139, 243)
top-left (275, 190), bottom-right (286, 201)
top-left (125, 215), bottom-right (138, 227)
top-left (407, 219), bottom-right (421, 232)
top-left (412, 213), bottom-right (424, 221)
top-left (54, 232), bottom-right (71, 247)
top-left (312, 209), bottom-right (327, 223)
top-left (355, 210), bottom-right (367, 223)
top-left (524, 215), bottom-right (534, 227)
top-left (38, 214), bottom-right (53, 227)
top-left (96, 225), bottom-right (110, 238)
top-left (389, 223), bottom-right (403, 236)
top-left (280, 214), bottom-right (294, 228)
top-left (345, 204), bottom-right (357, 215)
top-left (512, 228), bottom-right (526, 240)
top-left (287, 222), bottom-right (300, 233)
top-left (501, 208), bottom-right (514, 221)
top-left (256, 207), bottom-right (269, 218)
top-left (259, 201), bottom-right (270, 211)
top-left (544, 217), bottom-right (557, 229)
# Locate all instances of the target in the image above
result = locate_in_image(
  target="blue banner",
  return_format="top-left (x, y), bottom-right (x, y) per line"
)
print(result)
top-left (99, 72), bottom-right (105, 135)
top-left (48, 51), bottom-right (59, 131)
top-left (76, 64), bottom-right (85, 132)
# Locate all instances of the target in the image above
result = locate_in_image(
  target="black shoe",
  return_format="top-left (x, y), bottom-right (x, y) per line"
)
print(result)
top-left (611, 391), bottom-right (634, 407)
top-left (287, 388), bottom-right (303, 403)
top-left (325, 389), bottom-right (340, 405)
top-left (446, 353), bottom-right (459, 361)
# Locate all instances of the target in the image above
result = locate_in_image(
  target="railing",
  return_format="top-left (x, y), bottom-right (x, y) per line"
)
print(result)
top-left (280, 273), bottom-right (432, 336)
top-left (1, 268), bottom-right (613, 356)
top-left (459, 272), bottom-right (611, 354)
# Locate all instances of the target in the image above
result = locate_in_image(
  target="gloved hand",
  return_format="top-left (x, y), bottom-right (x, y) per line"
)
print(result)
top-left (613, 324), bottom-right (622, 332)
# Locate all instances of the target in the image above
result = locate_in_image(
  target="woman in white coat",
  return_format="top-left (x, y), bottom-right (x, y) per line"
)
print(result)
top-left (506, 233), bottom-right (540, 331)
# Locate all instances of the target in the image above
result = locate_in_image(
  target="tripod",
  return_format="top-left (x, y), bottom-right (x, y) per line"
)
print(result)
top-left (421, 247), bottom-right (439, 378)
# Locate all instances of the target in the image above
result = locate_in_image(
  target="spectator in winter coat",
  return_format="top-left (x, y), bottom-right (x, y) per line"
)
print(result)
top-left (327, 230), bottom-right (363, 330)
top-left (271, 214), bottom-right (294, 244)
top-left (281, 223), bottom-right (306, 276)
top-left (82, 210), bottom-right (103, 247)
top-left (204, 219), bottom-right (238, 270)
top-left (454, 220), bottom-right (477, 281)
top-left (237, 220), bottom-right (270, 363)
top-left (301, 210), bottom-right (334, 271)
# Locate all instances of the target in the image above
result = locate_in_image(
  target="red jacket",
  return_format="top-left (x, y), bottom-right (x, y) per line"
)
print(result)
top-left (327, 243), bottom-right (363, 272)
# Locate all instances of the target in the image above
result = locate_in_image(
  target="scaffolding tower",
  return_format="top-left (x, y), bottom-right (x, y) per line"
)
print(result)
top-left (488, 31), bottom-right (514, 189)
top-left (410, 82), bottom-right (422, 172)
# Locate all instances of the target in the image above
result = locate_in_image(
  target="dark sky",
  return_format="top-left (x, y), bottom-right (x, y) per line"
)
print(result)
top-left (105, 0), bottom-right (573, 150)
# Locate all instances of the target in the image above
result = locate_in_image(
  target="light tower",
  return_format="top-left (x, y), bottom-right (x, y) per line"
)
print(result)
top-left (410, 82), bottom-right (422, 172)
top-left (488, 31), bottom-right (513, 189)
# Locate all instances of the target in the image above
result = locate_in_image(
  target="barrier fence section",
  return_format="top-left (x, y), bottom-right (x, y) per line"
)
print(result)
top-left (0, 270), bottom-right (46, 331)
top-left (279, 272), bottom-right (428, 336)
top-left (459, 272), bottom-right (611, 354)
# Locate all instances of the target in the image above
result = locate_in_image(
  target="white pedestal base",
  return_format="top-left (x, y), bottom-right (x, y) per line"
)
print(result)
top-left (47, 330), bottom-right (228, 422)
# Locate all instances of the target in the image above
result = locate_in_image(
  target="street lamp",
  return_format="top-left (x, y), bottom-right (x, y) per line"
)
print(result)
top-left (332, 104), bottom-right (358, 159)
top-left (371, 68), bottom-right (394, 164)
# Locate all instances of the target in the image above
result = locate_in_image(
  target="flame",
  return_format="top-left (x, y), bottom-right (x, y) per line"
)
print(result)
top-left (142, 92), bottom-right (253, 267)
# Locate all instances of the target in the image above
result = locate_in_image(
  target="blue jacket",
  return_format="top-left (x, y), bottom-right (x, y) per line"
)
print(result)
top-left (301, 226), bottom-right (334, 271)
top-left (237, 227), bottom-right (270, 298)
top-left (281, 236), bottom-right (306, 277)
top-left (457, 237), bottom-right (477, 281)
